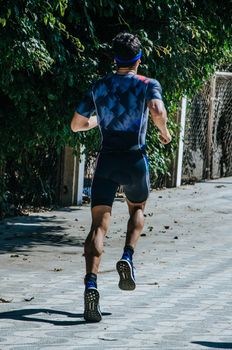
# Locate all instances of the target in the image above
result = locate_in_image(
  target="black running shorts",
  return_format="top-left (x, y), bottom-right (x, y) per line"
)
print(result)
top-left (91, 150), bottom-right (150, 208)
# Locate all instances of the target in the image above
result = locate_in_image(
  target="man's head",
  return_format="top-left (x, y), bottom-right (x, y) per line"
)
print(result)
top-left (112, 32), bottom-right (142, 68)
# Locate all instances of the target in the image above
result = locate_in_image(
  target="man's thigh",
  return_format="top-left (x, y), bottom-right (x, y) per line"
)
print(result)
top-left (123, 153), bottom-right (150, 204)
top-left (91, 176), bottom-right (119, 209)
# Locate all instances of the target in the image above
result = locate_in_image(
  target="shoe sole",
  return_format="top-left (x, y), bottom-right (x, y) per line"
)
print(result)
top-left (84, 288), bottom-right (102, 322)
top-left (116, 259), bottom-right (136, 291)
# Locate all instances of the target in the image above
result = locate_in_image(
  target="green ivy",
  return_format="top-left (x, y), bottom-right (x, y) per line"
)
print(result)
top-left (0, 0), bottom-right (231, 213)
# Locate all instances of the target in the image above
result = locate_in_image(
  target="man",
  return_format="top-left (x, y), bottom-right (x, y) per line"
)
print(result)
top-left (71, 32), bottom-right (171, 322)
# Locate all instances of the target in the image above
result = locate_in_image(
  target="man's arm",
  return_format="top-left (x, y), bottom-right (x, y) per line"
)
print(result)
top-left (71, 112), bottom-right (98, 132)
top-left (147, 99), bottom-right (172, 144)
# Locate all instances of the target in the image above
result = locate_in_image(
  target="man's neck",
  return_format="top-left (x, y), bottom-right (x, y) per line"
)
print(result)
top-left (116, 66), bottom-right (137, 75)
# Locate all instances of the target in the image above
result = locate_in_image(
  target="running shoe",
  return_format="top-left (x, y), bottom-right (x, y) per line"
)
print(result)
top-left (116, 257), bottom-right (136, 291)
top-left (84, 282), bottom-right (102, 322)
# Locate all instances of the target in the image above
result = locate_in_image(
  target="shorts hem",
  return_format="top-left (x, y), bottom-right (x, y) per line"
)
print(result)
top-left (91, 201), bottom-right (114, 209)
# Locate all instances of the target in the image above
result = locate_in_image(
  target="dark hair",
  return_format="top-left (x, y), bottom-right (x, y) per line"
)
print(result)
top-left (112, 32), bottom-right (141, 67)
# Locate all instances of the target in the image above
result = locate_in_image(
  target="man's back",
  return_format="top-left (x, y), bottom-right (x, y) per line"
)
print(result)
top-left (76, 73), bottom-right (162, 151)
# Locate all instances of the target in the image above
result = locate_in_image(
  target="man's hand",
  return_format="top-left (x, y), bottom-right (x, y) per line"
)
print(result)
top-left (159, 128), bottom-right (172, 144)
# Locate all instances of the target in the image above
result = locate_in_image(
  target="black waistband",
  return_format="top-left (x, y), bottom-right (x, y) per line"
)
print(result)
top-left (99, 147), bottom-right (146, 155)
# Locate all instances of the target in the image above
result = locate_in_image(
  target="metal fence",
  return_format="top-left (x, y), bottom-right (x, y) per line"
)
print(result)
top-left (182, 72), bottom-right (232, 181)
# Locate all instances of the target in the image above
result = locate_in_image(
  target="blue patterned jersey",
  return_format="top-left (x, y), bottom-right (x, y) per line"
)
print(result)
top-left (75, 73), bottom-right (162, 151)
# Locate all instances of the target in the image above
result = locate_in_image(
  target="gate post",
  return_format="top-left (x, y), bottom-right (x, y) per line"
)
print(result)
top-left (176, 96), bottom-right (187, 187)
top-left (59, 145), bottom-right (85, 206)
top-left (206, 75), bottom-right (216, 179)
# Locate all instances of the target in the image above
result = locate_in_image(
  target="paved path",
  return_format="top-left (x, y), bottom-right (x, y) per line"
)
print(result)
top-left (0, 178), bottom-right (232, 349)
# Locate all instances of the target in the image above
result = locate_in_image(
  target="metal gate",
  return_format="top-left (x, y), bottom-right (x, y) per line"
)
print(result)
top-left (182, 72), bottom-right (232, 181)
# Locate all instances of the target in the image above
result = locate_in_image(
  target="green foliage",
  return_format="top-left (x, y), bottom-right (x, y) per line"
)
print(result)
top-left (147, 118), bottom-right (179, 187)
top-left (0, 0), bottom-right (231, 210)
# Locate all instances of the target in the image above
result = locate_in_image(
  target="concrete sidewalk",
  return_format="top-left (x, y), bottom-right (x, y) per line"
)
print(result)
top-left (0, 178), bottom-right (232, 350)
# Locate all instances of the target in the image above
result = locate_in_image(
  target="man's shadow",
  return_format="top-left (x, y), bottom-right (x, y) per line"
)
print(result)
top-left (0, 308), bottom-right (111, 326)
top-left (191, 341), bottom-right (232, 349)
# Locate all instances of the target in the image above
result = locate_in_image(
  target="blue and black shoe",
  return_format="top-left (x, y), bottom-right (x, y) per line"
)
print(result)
top-left (116, 255), bottom-right (136, 291)
top-left (84, 280), bottom-right (102, 322)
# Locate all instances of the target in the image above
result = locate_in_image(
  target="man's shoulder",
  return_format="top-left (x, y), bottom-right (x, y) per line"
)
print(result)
top-left (95, 73), bottom-right (114, 83)
top-left (135, 75), bottom-right (161, 87)
top-left (135, 74), bottom-right (150, 84)
top-left (92, 73), bottom-right (113, 89)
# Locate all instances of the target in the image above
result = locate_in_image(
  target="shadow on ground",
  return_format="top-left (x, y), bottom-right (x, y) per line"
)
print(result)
top-left (0, 215), bottom-right (85, 254)
top-left (204, 181), bottom-right (232, 185)
top-left (191, 341), bottom-right (232, 349)
top-left (0, 308), bottom-right (111, 326)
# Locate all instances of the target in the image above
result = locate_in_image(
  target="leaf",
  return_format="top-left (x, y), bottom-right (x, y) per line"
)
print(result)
top-left (44, 16), bottom-right (48, 25)
top-left (0, 297), bottom-right (12, 303)
top-left (0, 18), bottom-right (6, 27)
top-left (48, 94), bottom-right (58, 101)
top-left (24, 296), bottom-right (34, 302)
top-left (7, 9), bottom-right (12, 18)
top-left (53, 267), bottom-right (63, 272)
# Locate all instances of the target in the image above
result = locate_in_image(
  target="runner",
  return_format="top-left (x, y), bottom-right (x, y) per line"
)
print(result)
top-left (71, 32), bottom-right (172, 322)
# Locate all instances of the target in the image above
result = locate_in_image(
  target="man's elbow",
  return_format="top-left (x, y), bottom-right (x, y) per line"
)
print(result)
top-left (151, 107), bottom-right (167, 122)
top-left (154, 103), bottom-right (166, 117)
top-left (70, 112), bottom-right (83, 132)
top-left (70, 120), bottom-right (79, 132)
top-left (153, 106), bottom-right (164, 117)
top-left (148, 100), bottom-right (166, 117)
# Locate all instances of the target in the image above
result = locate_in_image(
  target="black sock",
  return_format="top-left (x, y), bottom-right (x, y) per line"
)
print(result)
top-left (122, 245), bottom-right (134, 260)
top-left (84, 273), bottom-right (97, 287)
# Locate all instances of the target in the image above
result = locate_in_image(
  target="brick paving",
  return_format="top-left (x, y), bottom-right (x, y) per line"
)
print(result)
top-left (0, 178), bottom-right (231, 349)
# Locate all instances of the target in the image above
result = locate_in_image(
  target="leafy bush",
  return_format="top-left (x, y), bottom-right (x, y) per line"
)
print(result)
top-left (0, 0), bottom-right (231, 212)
